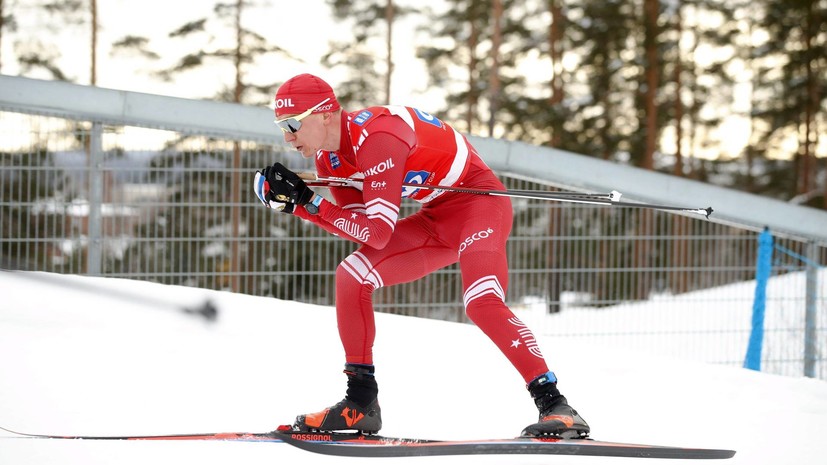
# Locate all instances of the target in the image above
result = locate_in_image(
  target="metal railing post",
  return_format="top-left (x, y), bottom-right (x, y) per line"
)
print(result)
top-left (804, 241), bottom-right (818, 378)
top-left (87, 122), bottom-right (103, 276)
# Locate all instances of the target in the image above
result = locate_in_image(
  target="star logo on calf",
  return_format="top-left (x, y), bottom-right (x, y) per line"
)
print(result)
top-left (511, 339), bottom-right (522, 348)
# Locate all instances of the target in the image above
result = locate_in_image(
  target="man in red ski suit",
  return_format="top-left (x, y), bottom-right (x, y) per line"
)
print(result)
top-left (254, 73), bottom-right (589, 438)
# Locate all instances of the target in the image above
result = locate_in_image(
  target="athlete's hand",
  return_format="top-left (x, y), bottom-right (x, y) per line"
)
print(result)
top-left (262, 162), bottom-right (315, 206)
top-left (253, 169), bottom-right (294, 213)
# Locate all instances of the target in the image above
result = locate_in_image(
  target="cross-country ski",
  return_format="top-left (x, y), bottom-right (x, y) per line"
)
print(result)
top-left (0, 425), bottom-right (735, 459)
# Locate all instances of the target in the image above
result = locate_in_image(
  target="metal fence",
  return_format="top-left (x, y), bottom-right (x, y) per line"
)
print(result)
top-left (1, 77), bottom-right (825, 381)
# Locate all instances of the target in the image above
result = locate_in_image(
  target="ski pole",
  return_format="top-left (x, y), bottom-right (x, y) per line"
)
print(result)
top-left (300, 173), bottom-right (620, 202)
top-left (297, 173), bottom-right (713, 219)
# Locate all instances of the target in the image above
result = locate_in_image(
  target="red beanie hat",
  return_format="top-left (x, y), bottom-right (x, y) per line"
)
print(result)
top-left (274, 73), bottom-right (340, 118)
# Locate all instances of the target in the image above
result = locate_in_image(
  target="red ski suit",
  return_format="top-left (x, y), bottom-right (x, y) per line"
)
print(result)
top-left (292, 106), bottom-right (549, 383)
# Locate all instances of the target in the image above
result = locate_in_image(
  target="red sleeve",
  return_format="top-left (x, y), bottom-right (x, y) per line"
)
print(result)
top-left (295, 124), bottom-right (413, 249)
top-left (292, 158), bottom-right (367, 237)
top-left (316, 155), bottom-right (367, 211)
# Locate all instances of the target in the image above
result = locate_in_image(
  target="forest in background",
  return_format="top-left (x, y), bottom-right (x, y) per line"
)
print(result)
top-left (1, 0), bottom-right (825, 209)
top-left (2, 1), bottom-right (825, 314)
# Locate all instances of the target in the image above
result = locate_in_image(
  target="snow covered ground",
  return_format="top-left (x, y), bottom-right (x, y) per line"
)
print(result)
top-left (1, 271), bottom-right (826, 464)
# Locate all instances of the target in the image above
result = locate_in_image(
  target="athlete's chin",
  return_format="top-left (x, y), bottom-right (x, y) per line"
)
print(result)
top-left (294, 145), bottom-right (312, 158)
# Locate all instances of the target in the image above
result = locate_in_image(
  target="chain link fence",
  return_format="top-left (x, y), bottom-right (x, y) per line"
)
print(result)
top-left (1, 81), bottom-right (824, 380)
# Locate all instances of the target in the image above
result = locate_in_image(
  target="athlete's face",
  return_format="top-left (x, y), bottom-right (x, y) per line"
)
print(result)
top-left (281, 112), bottom-right (326, 159)
top-left (280, 111), bottom-right (340, 158)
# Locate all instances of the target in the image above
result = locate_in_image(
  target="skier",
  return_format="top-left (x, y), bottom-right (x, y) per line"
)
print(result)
top-left (254, 73), bottom-right (589, 438)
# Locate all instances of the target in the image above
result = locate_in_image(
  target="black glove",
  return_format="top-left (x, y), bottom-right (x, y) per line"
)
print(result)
top-left (262, 162), bottom-right (315, 206)
top-left (253, 169), bottom-right (294, 214)
top-left (274, 198), bottom-right (295, 214)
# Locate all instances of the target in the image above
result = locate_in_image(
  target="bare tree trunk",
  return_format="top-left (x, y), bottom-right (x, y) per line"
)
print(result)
top-left (687, 12), bottom-right (701, 180)
top-left (671, 4), bottom-right (689, 295)
top-left (90, 0), bottom-right (97, 85)
top-left (814, 5), bottom-right (827, 209)
top-left (642, 0), bottom-right (659, 170)
top-left (85, 0), bottom-right (99, 246)
top-left (230, 0), bottom-right (243, 293)
top-left (548, 0), bottom-right (564, 148)
top-left (467, 19), bottom-right (478, 132)
top-left (546, 0), bottom-right (565, 312)
top-left (799, 1), bottom-right (816, 198)
top-left (671, 214), bottom-right (689, 293)
top-left (234, 0), bottom-right (243, 103)
top-left (634, 211), bottom-right (652, 299)
top-left (487, 0), bottom-right (502, 137)
top-left (742, 6), bottom-right (757, 192)
top-left (546, 206), bottom-right (563, 313)
top-left (0, 0), bottom-right (5, 71)
top-left (673, 3), bottom-right (684, 177)
top-left (385, 0), bottom-right (394, 105)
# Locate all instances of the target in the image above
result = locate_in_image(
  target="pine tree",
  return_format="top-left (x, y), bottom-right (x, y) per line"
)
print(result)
top-left (417, 0), bottom-right (486, 132)
top-left (150, 1), bottom-right (301, 292)
top-left (324, 0), bottom-right (416, 108)
top-left (0, 0), bottom-right (16, 71)
top-left (12, 0), bottom-right (90, 81)
top-left (751, 0), bottom-right (825, 204)
top-left (486, 0), bottom-right (559, 142)
top-left (418, 0), bottom-right (544, 137)
top-left (563, 0), bottom-right (637, 160)
top-left (159, 1), bottom-right (297, 105)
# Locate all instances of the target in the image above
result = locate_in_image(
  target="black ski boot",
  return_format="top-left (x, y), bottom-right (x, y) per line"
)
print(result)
top-left (521, 371), bottom-right (590, 438)
top-left (293, 363), bottom-right (382, 434)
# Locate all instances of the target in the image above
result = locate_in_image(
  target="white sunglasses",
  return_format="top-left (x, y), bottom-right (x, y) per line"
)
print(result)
top-left (274, 98), bottom-right (331, 134)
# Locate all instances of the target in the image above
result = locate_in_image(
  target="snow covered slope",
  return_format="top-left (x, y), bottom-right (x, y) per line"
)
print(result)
top-left (1, 271), bottom-right (825, 464)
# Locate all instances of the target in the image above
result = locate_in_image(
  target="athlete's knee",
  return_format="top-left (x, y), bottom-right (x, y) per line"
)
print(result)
top-left (337, 250), bottom-right (384, 291)
top-left (463, 274), bottom-right (506, 307)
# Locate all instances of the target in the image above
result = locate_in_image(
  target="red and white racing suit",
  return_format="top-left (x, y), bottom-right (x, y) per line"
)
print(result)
top-left (292, 106), bottom-right (549, 383)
